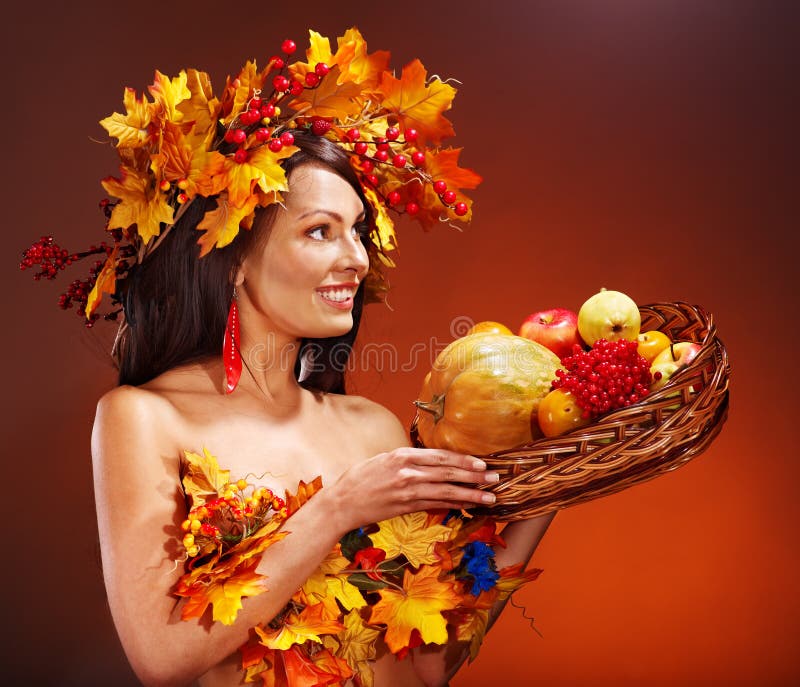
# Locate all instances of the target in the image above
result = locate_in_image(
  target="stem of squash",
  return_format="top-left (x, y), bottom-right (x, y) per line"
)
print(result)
top-left (413, 396), bottom-right (444, 423)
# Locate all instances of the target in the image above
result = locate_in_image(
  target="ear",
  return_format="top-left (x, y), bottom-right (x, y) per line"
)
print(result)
top-left (232, 263), bottom-right (246, 289)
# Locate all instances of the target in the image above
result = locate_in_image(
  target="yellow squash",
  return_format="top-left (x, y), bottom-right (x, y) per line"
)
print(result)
top-left (414, 332), bottom-right (561, 455)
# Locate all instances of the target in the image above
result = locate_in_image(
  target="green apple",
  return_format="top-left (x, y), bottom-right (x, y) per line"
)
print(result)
top-left (577, 288), bottom-right (641, 346)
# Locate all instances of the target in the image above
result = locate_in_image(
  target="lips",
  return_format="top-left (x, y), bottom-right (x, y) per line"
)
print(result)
top-left (316, 283), bottom-right (358, 309)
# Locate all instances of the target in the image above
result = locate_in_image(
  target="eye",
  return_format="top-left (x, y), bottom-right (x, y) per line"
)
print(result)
top-left (306, 224), bottom-right (329, 240)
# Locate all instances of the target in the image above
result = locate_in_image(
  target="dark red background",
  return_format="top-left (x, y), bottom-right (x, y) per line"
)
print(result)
top-left (3, 1), bottom-right (797, 684)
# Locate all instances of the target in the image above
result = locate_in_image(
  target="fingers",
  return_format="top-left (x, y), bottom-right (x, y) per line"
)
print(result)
top-left (409, 482), bottom-right (497, 507)
top-left (402, 448), bottom-right (488, 472)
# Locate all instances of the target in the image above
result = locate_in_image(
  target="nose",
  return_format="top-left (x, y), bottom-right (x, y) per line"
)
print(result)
top-left (339, 231), bottom-right (370, 279)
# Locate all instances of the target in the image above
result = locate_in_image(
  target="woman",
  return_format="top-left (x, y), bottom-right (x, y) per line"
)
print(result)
top-left (20, 31), bottom-right (556, 687)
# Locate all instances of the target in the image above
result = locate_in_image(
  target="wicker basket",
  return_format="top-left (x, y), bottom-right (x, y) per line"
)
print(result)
top-left (410, 302), bottom-right (731, 521)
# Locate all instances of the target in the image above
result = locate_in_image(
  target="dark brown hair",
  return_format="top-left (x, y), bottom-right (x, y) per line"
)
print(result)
top-left (115, 133), bottom-right (371, 394)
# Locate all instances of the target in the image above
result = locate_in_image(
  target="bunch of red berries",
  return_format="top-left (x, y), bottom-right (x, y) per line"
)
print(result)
top-left (180, 479), bottom-right (287, 558)
top-left (552, 339), bottom-right (653, 419)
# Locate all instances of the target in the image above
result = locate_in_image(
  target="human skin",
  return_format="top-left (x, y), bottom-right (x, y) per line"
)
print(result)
top-left (91, 164), bottom-right (555, 687)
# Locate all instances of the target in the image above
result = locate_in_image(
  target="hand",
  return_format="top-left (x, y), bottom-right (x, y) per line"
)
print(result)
top-left (326, 447), bottom-right (499, 533)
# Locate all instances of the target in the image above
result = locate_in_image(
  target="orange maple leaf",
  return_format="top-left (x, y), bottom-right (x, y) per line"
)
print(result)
top-left (378, 59), bottom-right (456, 145)
top-left (255, 603), bottom-right (344, 651)
top-left (99, 87), bottom-right (154, 148)
top-left (282, 645), bottom-right (352, 687)
top-left (369, 564), bottom-right (459, 653)
top-left (284, 476), bottom-right (324, 516)
top-left (101, 166), bottom-right (174, 244)
top-left (84, 245), bottom-right (119, 319)
top-left (495, 563), bottom-right (543, 600)
top-left (196, 192), bottom-right (259, 257)
top-left (289, 65), bottom-right (363, 120)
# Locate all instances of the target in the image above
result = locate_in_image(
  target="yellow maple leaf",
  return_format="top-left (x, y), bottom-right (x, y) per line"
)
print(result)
top-left (195, 192), bottom-right (259, 257)
top-left (336, 27), bottom-right (390, 89)
top-left (336, 609), bottom-right (380, 687)
top-left (99, 87), bottom-right (154, 148)
top-left (101, 167), bottom-right (174, 244)
top-left (379, 59), bottom-right (456, 145)
top-left (205, 561), bottom-right (266, 625)
top-left (180, 447), bottom-right (230, 507)
top-left (370, 511), bottom-right (452, 567)
top-left (84, 245), bottom-right (119, 319)
top-left (255, 603), bottom-right (344, 651)
top-left (178, 68), bottom-right (219, 138)
top-left (456, 607), bottom-right (490, 662)
top-left (150, 120), bottom-right (193, 184)
top-left (219, 143), bottom-right (296, 208)
top-left (148, 69), bottom-right (191, 122)
top-left (362, 186), bottom-right (397, 261)
top-left (369, 564), bottom-right (459, 653)
top-left (290, 64), bottom-right (363, 119)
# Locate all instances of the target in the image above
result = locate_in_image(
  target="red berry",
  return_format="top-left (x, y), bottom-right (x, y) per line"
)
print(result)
top-left (249, 97), bottom-right (263, 110)
top-left (404, 128), bottom-right (418, 142)
top-left (433, 180), bottom-right (447, 194)
top-left (346, 129), bottom-right (360, 142)
top-left (315, 62), bottom-right (330, 76)
top-left (281, 39), bottom-right (297, 54)
top-left (234, 148), bottom-right (248, 163)
top-left (376, 140), bottom-right (390, 152)
top-left (366, 174), bottom-right (379, 186)
top-left (392, 154), bottom-right (407, 168)
top-left (270, 55), bottom-right (285, 69)
top-left (454, 202), bottom-right (468, 216)
top-left (361, 160), bottom-right (374, 173)
top-left (272, 75), bottom-right (290, 92)
top-left (261, 103), bottom-right (276, 118)
top-left (311, 118), bottom-right (331, 136)
top-left (223, 129), bottom-right (237, 143)
top-left (232, 129), bottom-right (247, 145)
top-left (442, 190), bottom-right (457, 204)
top-left (411, 151), bottom-right (425, 167)
top-left (354, 141), bottom-right (368, 155)
top-left (268, 139), bottom-right (283, 152)
top-left (239, 109), bottom-right (258, 125)
top-left (385, 127), bottom-right (400, 141)
top-left (255, 127), bottom-right (271, 142)
top-left (280, 131), bottom-right (295, 146)
top-left (405, 202), bottom-right (420, 215)
top-left (387, 190), bottom-right (402, 205)
top-left (289, 80), bottom-right (303, 96)
top-left (374, 149), bottom-right (389, 163)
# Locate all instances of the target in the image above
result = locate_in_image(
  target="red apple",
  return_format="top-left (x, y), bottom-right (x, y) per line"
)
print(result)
top-left (519, 308), bottom-right (581, 359)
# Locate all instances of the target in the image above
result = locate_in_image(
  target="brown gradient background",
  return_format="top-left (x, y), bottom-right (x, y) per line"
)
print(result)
top-left (3, 1), bottom-right (797, 684)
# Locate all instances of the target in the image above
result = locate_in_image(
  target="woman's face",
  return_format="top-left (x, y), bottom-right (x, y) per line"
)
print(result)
top-left (237, 163), bottom-right (370, 340)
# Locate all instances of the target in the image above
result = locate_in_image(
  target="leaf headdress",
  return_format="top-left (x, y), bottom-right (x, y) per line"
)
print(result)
top-left (21, 27), bottom-right (481, 325)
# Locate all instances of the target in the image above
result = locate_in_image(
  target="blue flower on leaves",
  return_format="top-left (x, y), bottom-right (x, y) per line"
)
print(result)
top-left (461, 541), bottom-right (500, 595)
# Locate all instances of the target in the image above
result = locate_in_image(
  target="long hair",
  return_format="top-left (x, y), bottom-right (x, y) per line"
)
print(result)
top-left (115, 133), bottom-right (371, 394)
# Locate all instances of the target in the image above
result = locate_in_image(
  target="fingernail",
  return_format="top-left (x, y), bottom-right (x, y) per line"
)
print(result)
top-left (471, 458), bottom-right (487, 470)
top-left (482, 492), bottom-right (496, 504)
top-left (486, 472), bottom-right (500, 483)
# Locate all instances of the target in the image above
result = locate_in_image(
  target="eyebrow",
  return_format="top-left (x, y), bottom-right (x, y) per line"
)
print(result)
top-left (296, 208), bottom-right (366, 222)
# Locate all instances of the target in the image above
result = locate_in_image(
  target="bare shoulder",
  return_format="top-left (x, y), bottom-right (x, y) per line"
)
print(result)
top-left (329, 393), bottom-right (412, 453)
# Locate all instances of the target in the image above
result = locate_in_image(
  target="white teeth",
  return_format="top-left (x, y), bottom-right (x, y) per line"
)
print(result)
top-left (318, 289), bottom-right (353, 303)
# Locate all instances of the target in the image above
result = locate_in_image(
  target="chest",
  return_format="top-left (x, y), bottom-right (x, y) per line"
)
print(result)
top-left (172, 397), bottom-right (370, 496)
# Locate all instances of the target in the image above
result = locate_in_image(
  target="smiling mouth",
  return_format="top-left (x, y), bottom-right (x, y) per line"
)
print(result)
top-left (316, 287), bottom-right (356, 308)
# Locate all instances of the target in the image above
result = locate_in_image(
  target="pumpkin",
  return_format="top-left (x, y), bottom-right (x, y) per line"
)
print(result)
top-left (414, 332), bottom-right (562, 455)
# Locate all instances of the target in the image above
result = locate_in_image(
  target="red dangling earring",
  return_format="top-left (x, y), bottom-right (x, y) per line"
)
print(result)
top-left (224, 287), bottom-right (241, 394)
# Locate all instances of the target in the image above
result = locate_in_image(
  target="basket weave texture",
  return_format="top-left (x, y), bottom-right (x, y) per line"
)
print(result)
top-left (410, 302), bottom-right (731, 521)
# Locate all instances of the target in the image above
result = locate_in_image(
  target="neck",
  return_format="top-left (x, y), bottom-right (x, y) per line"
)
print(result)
top-left (236, 323), bottom-right (304, 407)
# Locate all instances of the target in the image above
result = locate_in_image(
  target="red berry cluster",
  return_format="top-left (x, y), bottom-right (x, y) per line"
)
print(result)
top-left (552, 339), bottom-right (653, 418)
top-left (181, 480), bottom-right (288, 558)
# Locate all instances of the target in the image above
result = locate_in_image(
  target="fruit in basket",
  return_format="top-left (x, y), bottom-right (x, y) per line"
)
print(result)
top-left (552, 338), bottom-right (652, 418)
top-left (414, 332), bottom-right (562, 454)
top-left (538, 388), bottom-right (592, 437)
top-left (577, 288), bottom-right (641, 346)
top-left (518, 308), bottom-right (582, 359)
top-left (649, 342), bottom-right (701, 391)
top-left (637, 330), bottom-right (672, 364)
top-left (467, 320), bottom-right (513, 336)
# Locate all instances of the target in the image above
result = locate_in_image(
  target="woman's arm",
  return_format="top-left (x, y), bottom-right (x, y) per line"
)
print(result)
top-left (92, 386), bottom-right (494, 687)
